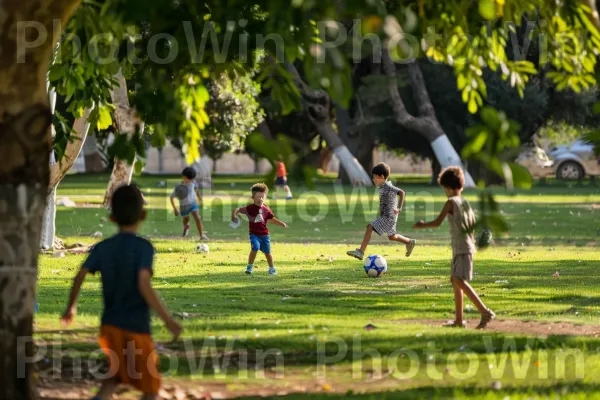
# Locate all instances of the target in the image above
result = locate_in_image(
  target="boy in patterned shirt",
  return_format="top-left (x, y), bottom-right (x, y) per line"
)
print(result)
top-left (347, 163), bottom-right (416, 260)
top-left (232, 183), bottom-right (289, 275)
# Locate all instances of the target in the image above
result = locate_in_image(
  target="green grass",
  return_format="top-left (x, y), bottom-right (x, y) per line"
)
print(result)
top-left (37, 174), bottom-right (600, 399)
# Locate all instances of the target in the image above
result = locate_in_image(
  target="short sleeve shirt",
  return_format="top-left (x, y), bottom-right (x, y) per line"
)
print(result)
top-left (379, 181), bottom-right (402, 218)
top-left (83, 232), bottom-right (154, 334)
top-left (173, 182), bottom-right (197, 207)
top-left (241, 204), bottom-right (274, 236)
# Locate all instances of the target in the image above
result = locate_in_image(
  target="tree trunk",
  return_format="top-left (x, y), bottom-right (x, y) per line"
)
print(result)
top-left (212, 158), bottom-right (217, 173)
top-left (337, 105), bottom-right (377, 184)
top-left (41, 107), bottom-right (93, 249)
top-left (103, 70), bottom-right (142, 207)
top-left (192, 146), bottom-right (212, 188)
top-left (381, 50), bottom-right (475, 187)
top-left (283, 61), bottom-right (372, 186)
top-left (83, 134), bottom-right (105, 172)
top-left (0, 1), bottom-right (80, 397)
top-left (319, 147), bottom-right (333, 173)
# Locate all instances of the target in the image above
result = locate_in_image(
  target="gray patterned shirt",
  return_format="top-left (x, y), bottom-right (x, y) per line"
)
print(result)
top-left (379, 181), bottom-right (402, 218)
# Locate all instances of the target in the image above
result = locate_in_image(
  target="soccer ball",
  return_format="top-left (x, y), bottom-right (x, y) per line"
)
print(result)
top-left (196, 244), bottom-right (210, 254)
top-left (364, 255), bottom-right (387, 278)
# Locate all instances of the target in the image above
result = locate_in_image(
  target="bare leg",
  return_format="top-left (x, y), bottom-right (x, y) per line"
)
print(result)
top-left (455, 279), bottom-right (489, 315)
top-left (451, 277), bottom-right (465, 323)
top-left (359, 224), bottom-right (374, 253)
top-left (191, 211), bottom-right (204, 238)
top-left (388, 233), bottom-right (411, 245)
top-left (284, 185), bottom-right (292, 196)
top-left (96, 378), bottom-right (118, 400)
top-left (183, 216), bottom-right (190, 227)
top-left (265, 253), bottom-right (275, 268)
top-left (248, 250), bottom-right (258, 265)
top-left (275, 186), bottom-right (280, 198)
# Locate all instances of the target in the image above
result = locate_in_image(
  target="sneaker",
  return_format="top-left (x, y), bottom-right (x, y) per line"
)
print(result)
top-left (286, 195), bottom-right (293, 200)
top-left (405, 239), bottom-right (417, 257)
top-left (183, 224), bottom-right (190, 237)
top-left (269, 267), bottom-right (277, 275)
top-left (245, 266), bottom-right (253, 275)
top-left (200, 234), bottom-right (209, 241)
top-left (476, 309), bottom-right (496, 330)
top-left (347, 249), bottom-right (364, 260)
top-left (443, 320), bottom-right (467, 328)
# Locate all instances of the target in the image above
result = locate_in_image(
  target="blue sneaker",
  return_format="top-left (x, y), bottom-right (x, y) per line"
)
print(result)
top-left (245, 265), bottom-right (253, 275)
top-left (269, 267), bottom-right (277, 275)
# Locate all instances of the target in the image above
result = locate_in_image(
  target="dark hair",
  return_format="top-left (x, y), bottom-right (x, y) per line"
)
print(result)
top-left (372, 162), bottom-right (391, 179)
top-left (438, 166), bottom-right (465, 190)
top-left (111, 184), bottom-right (145, 226)
top-left (251, 183), bottom-right (268, 194)
top-left (182, 167), bottom-right (197, 180)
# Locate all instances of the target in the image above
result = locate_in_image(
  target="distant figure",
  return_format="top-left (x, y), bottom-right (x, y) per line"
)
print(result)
top-left (274, 160), bottom-right (293, 200)
top-left (170, 167), bottom-right (208, 241)
top-left (61, 184), bottom-right (182, 400)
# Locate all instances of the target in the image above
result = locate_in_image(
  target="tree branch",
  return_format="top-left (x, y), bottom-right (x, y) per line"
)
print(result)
top-left (407, 61), bottom-right (436, 118)
top-left (582, 0), bottom-right (600, 30)
top-left (382, 48), bottom-right (416, 127)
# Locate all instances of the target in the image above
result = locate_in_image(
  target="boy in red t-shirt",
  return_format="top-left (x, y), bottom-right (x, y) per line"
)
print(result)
top-left (232, 183), bottom-right (289, 275)
top-left (274, 161), bottom-right (293, 200)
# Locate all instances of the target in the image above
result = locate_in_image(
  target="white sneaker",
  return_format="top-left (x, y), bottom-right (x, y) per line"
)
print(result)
top-left (405, 239), bottom-right (416, 257)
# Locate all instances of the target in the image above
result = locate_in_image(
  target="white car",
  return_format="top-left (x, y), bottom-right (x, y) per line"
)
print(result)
top-left (549, 139), bottom-right (600, 181)
top-left (516, 145), bottom-right (554, 178)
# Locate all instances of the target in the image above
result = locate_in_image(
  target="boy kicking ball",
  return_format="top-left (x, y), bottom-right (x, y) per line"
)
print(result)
top-left (170, 167), bottom-right (208, 241)
top-left (232, 183), bottom-right (288, 275)
top-left (413, 166), bottom-right (495, 329)
top-left (347, 162), bottom-right (416, 260)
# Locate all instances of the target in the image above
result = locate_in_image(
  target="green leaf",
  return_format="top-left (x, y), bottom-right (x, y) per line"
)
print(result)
top-left (96, 105), bottom-right (113, 130)
top-left (508, 162), bottom-right (533, 189)
top-left (478, 0), bottom-right (496, 20)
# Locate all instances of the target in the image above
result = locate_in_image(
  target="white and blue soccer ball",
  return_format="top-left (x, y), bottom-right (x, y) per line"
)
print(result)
top-left (196, 243), bottom-right (210, 254)
top-left (364, 255), bottom-right (387, 278)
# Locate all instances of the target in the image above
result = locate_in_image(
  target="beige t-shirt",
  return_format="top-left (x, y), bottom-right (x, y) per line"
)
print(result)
top-left (447, 196), bottom-right (476, 255)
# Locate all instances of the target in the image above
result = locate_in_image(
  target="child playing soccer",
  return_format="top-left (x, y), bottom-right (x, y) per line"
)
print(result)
top-left (61, 184), bottom-right (183, 400)
top-left (413, 166), bottom-right (495, 329)
top-left (347, 163), bottom-right (416, 260)
top-left (232, 183), bottom-right (288, 275)
top-left (170, 167), bottom-right (208, 241)
top-left (274, 160), bottom-right (293, 200)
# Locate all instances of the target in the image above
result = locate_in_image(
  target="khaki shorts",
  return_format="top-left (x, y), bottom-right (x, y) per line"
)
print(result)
top-left (452, 253), bottom-right (474, 281)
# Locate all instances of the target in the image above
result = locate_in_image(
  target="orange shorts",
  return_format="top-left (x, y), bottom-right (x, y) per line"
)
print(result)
top-left (99, 325), bottom-right (161, 394)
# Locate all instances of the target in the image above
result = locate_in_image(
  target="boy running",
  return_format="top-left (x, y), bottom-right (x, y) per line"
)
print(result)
top-left (413, 167), bottom-right (495, 329)
top-left (232, 183), bottom-right (288, 275)
top-left (170, 167), bottom-right (208, 241)
top-left (274, 160), bottom-right (293, 200)
top-left (347, 163), bottom-right (416, 260)
top-left (61, 184), bottom-right (182, 400)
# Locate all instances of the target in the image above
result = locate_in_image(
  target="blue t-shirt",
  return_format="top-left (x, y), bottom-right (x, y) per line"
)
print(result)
top-left (83, 232), bottom-right (154, 334)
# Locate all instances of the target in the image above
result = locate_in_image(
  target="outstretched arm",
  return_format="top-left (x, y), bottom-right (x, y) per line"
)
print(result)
top-left (413, 200), bottom-right (452, 229)
top-left (272, 217), bottom-right (288, 228)
top-left (397, 189), bottom-right (406, 211)
top-left (138, 269), bottom-right (182, 340)
top-left (170, 195), bottom-right (179, 216)
top-left (195, 188), bottom-right (203, 204)
top-left (232, 206), bottom-right (247, 221)
top-left (61, 268), bottom-right (89, 326)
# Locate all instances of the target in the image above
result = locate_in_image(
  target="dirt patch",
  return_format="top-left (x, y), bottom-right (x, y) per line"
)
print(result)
top-left (398, 318), bottom-right (600, 337)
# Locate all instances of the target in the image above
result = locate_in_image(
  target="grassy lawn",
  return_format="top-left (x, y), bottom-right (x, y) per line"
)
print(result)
top-left (37, 174), bottom-right (600, 399)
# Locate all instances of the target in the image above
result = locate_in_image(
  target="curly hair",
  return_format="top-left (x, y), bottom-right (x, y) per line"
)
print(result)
top-left (372, 162), bottom-right (391, 179)
top-left (438, 166), bottom-right (465, 190)
top-left (251, 182), bottom-right (269, 194)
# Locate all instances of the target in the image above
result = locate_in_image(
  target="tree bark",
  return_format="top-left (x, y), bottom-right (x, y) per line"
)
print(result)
top-left (382, 50), bottom-right (475, 187)
top-left (284, 61), bottom-right (372, 186)
top-left (0, 1), bottom-right (80, 398)
top-left (41, 108), bottom-right (93, 249)
top-left (336, 104), bottom-right (377, 184)
top-left (103, 70), bottom-right (141, 207)
top-left (83, 134), bottom-right (105, 172)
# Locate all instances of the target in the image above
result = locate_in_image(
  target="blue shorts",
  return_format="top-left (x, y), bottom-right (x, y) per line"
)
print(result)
top-left (180, 204), bottom-right (200, 217)
top-left (275, 177), bottom-right (287, 186)
top-left (250, 234), bottom-right (271, 254)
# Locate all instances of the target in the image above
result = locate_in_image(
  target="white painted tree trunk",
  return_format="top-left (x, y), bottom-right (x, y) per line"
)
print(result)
top-left (103, 70), bottom-right (142, 207)
top-left (192, 156), bottom-right (212, 188)
top-left (333, 146), bottom-right (372, 185)
top-left (430, 136), bottom-right (476, 187)
top-left (40, 108), bottom-right (94, 249)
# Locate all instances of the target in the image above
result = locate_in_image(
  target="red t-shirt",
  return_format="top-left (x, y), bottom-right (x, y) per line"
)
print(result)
top-left (240, 204), bottom-right (274, 236)
top-left (276, 163), bottom-right (287, 178)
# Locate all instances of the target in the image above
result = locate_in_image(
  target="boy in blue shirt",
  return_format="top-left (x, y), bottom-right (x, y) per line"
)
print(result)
top-left (62, 184), bottom-right (182, 400)
top-left (170, 167), bottom-right (208, 241)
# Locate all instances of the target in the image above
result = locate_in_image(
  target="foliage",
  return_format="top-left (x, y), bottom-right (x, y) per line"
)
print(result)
top-left (536, 120), bottom-right (589, 149)
top-left (203, 71), bottom-right (263, 161)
